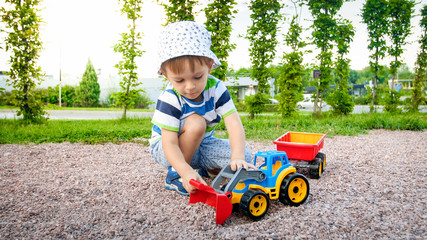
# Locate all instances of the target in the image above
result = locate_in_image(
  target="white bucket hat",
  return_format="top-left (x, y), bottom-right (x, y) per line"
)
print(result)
top-left (157, 21), bottom-right (221, 75)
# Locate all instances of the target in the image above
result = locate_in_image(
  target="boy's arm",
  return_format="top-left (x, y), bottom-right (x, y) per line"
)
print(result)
top-left (161, 129), bottom-right (206, 193)
top-left (223, 112), bottom-right (256, 171)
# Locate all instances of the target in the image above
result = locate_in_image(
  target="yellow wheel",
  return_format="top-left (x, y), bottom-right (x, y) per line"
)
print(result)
top-left (279, 173), bottom-right (310, 206)
top-left (323, 155), bottom-right (326, 168)
top-left (249, 194), bottom-right (268, 217)
top-left (319, 160), bottom-right (324, 175)
top-left (240, 190), bottom-right (270, 220)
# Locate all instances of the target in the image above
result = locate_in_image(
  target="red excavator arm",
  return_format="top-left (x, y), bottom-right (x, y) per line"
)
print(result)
top-left (189, 179), bottom-right (233, 225)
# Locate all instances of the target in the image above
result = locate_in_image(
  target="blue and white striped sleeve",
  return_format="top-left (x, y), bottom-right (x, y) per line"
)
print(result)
top-left (151, 89), bottom-right (183, 132)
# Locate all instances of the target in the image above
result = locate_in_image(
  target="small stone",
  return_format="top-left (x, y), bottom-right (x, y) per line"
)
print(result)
top-left (134, 215), bottom-right (145, 223)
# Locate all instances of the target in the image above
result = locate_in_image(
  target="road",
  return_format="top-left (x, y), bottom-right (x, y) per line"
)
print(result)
top-left (0, 105), bottom-right (425, 120)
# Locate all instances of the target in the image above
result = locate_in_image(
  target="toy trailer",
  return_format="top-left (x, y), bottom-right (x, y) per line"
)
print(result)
top-left (273, 132), bottom-right (326, 179)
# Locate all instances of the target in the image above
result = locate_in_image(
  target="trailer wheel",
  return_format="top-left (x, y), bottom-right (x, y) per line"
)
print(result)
top-left (240, 190), bottom-right (269, 221)
top-left (279, 173), bottom-right (309, 206)
top-left (309, 158), bottom-right (323, 179)
top-left (316, 152), bottom-right (326, 170)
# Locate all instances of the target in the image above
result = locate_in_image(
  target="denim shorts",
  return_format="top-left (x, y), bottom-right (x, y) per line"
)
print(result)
top-left (149, 134), bottom-right (253, 170)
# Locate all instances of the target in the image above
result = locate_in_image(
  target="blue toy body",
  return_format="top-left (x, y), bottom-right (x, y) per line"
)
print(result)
top-left (231, 151), bottom-right (293, 197)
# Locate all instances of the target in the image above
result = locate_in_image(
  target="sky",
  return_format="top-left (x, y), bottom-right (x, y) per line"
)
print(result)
top-left (0, 0), bottom-right (425, 82)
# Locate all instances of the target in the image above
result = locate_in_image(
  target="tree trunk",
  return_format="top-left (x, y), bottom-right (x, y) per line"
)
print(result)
top-left (391, 56), bottom-right (398, 91)
top-left (313, 88), bottom-right (321, 117)
top-left (122, 3), bottom-right (137, 120)
top-left (122, 105), bottom-right (127, 119)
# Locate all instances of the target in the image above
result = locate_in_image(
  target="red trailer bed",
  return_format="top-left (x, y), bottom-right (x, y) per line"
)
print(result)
top-left (273, 132), bottom-right (326, 161)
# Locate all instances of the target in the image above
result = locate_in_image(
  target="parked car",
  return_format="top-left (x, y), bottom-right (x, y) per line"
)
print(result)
top-left (269, 98), bottom-right (279, 104)
top-left (297, 98), bottom-right (328, 109)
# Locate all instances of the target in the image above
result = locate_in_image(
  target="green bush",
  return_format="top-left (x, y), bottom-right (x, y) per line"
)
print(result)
top-left (102, 92), bottom-right (116, 107)
top-left (108, 90), bottom-right (153, 109)
top-left (235, 101), bottom-right (278, 113)
top-left (245, 93), bottom-right (270, 116)
top-left (235, 102), bottom-right (247, 112)
top-left (59, 85), bottom-right (77, 107)
top-left (264, 103), bottom-right (279, 112)
top-left (0, 91), bottom-right (13, 106)
top-left (36, 87), bottom-right (58, 104)
top-left (382, 89), bottom-right (403, 114)
top-left (34, 85), bottom-right (77, 106)
top-left (353, 95), bottom-right (369, 105)
top-left (133, 91), bottom-right (153, 109)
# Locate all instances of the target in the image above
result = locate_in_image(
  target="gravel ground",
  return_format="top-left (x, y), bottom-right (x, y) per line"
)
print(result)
top-left (0, 130), bottom-right (426, 239)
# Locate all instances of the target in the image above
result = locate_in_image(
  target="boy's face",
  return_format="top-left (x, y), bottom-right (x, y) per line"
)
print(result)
top-left (163, 59), bottom-right (213, 102)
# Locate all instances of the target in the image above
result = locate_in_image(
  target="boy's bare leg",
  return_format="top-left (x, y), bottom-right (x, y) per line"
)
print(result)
top-left (179, 114), bottom-right (221, 176)
top-left (179, 114), bottom-right (206, 164)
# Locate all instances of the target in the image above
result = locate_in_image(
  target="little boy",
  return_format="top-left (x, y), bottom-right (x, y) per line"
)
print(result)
top-left (149, 21), bottom-right (254, 196)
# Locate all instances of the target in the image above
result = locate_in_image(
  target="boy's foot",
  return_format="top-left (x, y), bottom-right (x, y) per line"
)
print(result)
top-left (198, 168), bottom-right (218, 178)
top-left (165, 166), bottom-right (189, 196)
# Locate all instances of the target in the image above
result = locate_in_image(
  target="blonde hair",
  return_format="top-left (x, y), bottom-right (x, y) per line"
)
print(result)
top-left (160, 55), bottom-right (212, 75)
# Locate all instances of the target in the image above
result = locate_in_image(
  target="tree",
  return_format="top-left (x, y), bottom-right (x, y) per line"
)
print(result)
top-left (386, 0), bottom-right (415, 113)
top-left (76, 59), bottom-right (100, 107)
top-left (396, 64), bottom-right (414, 79)
top-left (1, 0), bottom-right (46, 122)
top-left (306, 0), bottom-right (344, 117)
top-left (113, 0), bottom-right (144, 119)
top-left (348, 69), bottom-right (359, 84)
top-left (410, 5), bottom-right (427, 112)
top-left (328, 20), bottom-right (355, 115)
top-left (228, 67), bottom-right (249, 76)
top-left (158, 0), bottom-right (197, 24)
top-left (246, 0), bottom-right (282, 117)
top-left (361, 0), bottom-right (389, 113)
top-left (204, 0), bottom-right (237, 82)
top-left (277, 14), bottom-right (306, 117)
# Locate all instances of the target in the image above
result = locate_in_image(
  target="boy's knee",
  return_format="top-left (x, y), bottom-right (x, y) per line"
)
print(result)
top-left (181, 114), bottom-right (206, 136)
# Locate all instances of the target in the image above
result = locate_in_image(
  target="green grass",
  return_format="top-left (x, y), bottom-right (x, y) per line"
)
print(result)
top-left (1, 112), bottom-right (426, 144)
top-left (0, 118), bottom-right (153, 144)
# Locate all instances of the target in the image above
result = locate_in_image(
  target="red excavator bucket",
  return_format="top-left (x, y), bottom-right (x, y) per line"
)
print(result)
top-left (189, 179), bottom-right (233, 225)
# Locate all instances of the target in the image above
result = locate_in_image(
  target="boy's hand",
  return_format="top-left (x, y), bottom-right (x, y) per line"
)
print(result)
top-left (230, 159), bottom-right (257, 171)
top-left (182, 171), bottom-right (207, 194)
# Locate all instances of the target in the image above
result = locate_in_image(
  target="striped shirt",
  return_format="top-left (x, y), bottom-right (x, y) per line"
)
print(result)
top-left (149, 75), bottom-right (236, 144)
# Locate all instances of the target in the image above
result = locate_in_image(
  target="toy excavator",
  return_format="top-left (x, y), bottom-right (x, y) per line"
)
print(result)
top-left (189, 150), bottom-right (310, 224)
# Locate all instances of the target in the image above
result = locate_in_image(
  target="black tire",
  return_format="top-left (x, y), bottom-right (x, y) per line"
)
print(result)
top-left (232, 203), bottom-right (240, 212)
top-left (309, 158), bottom-right (323, 179)
top-left (316, 152), bottom-right (326, 170)
top-left (279, 173), bottom-right (310, 206)
top-left (239, 190), bottom-right (270, 221)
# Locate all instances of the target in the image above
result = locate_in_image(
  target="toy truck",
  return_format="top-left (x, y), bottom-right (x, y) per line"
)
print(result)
top-left (189, 150), bottom-right (309, 224)
top-left (274, 132), bottom-right (327, 179)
